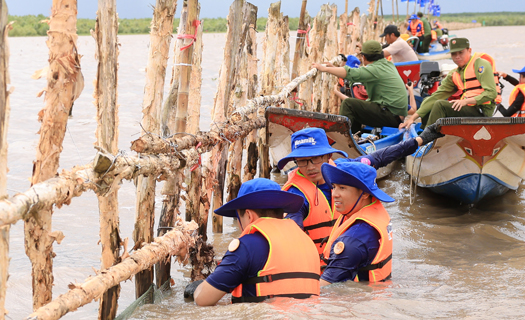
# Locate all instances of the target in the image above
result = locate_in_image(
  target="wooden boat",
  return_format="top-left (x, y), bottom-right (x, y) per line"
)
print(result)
top-left (265, 106), bottom-right (404, 179)
top-left (405, 117), bottom-right (525, 204)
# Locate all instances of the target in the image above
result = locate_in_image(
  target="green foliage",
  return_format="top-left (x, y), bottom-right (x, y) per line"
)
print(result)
top-left (6, 12), bottom-right (525, 37)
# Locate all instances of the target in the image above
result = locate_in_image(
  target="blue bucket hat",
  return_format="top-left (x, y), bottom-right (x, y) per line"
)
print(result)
top-left (346, 55), bottom-right (361, 68)
top-left (410, 14), bottom-right (418, 20)
top-left (512, 66), bottom-right (525, 75)
top-left (321, 159), bottom-right (395, 203)
top-left (214, 178), bottom-right (304, 217)
top-left (277, 127), bottom-right (348, 170)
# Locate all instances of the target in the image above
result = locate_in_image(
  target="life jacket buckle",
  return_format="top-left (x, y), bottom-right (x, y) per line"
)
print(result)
top-left (263, 275), bottom-right (273, 282)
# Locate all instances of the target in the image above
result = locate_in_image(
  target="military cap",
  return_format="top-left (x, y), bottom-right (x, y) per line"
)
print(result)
top-left (361, 40), bottom-right (383, 55)
top-left (450, 37), bottom-right (470, 53)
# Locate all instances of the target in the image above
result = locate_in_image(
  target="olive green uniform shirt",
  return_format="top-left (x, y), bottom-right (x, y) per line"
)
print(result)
top-left (421, 17), bottom-right (431, 36)
top-left (418, 57), bottom-right (497, 118)
top-left (344, 59), bottom-right (407, 117)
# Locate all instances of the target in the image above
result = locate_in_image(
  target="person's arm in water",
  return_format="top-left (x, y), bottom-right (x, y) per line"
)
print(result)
top-left (194, 281), bottom-right (227, 306)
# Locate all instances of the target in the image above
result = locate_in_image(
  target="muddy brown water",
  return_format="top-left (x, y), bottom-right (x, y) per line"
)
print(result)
top-left (4, 26), bottom-right (525, 319)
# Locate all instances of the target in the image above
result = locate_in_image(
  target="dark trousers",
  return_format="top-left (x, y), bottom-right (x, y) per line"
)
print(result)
top-left (416, 36), bottom-right (425, 53)
top-left (421, 35), bottom-right (432, 53)
top-left (340, 98), bottom-right (402, 133)
top-left (421, 100), bottom-right (484, 128)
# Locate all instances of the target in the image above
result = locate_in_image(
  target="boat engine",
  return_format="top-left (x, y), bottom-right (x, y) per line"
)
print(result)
top-left (438, 34), bottom-right (449, 49)
top-left (419, 61), bottom-right (442, 98)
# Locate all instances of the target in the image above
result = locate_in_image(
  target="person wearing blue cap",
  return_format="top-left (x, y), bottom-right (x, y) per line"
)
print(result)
top-left (190, 178), bottom-right (320, 306)
top-left (496, 66), bottom-right (525, 117)
top-left (279, 127), bottom-right (443, 263)
top-left (407, 14), bottom-right (424, 52)
top-left (319, 160), bottom-right (394, 285)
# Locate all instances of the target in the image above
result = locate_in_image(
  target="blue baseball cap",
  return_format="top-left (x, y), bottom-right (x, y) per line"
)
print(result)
top-left (214, 178), bottom-right (304, 217)
top-left (321, 159), bottom-right (395, 203)
top-left (512, 66), bottom-right (525, 75)
top-left (277, 128), bottom-right (348, 170)
top-left (346, 55), bottom-right (361, 68)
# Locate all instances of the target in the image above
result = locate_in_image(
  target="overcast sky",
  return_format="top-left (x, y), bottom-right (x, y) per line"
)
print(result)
top-left (5, 0), bottom-right (525, 19)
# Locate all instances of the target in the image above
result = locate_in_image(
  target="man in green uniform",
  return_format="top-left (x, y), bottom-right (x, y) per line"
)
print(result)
top-left (418, 12), bottom-right (432, 53)
top-left (401, 37), bottom-right (497, 129)
top-left (313, 40), bottom-right (407, 134)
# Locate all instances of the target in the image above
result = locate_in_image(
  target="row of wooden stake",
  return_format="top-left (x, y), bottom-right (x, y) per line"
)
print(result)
top-left (0, 0), bottom-right (392, 319)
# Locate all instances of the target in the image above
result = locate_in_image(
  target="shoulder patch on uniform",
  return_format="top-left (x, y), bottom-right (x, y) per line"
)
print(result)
top-left (334, 241), bottom-right (345, 255)
top-left (478, 66), bottom-right (484, 74)
top-left (228, 238), bottom-right (240, 252)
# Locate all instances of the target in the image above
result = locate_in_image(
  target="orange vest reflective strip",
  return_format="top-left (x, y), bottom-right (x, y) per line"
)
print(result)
top-left (451, 52), bottom-right (501, 106)
top-left (510, 84), bottom-right (525, 118)
top-left (322, 200), bottom-right (393, 283)
top-left (282, 159), bottom-right (339, 257)
top-left (409, 20), bottom-right (423, 37)
top-left (231, 218), bottom-right (320, 303)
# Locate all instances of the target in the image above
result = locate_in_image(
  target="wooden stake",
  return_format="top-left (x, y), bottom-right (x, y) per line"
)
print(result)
top-left (338, 12), bottom-right (348, 55)
top-left (320, 5), bottom-right (339, 115)
top-left (134, 0), bottom-right (177, 300)
top-left (225, 2), bottom-right (257, 204)
top-left (25, 0), bottom-right (84, 310)
top-left (243, 18), bottom-right (259, 183)
top-left (0, 2), bottom-right (11, 318)
top-left (26, 220), bottom-right (199, 320)
top-left (291, 0), bottom-right (307, 81)
top-left (92, 0), bottom-right (121, 318)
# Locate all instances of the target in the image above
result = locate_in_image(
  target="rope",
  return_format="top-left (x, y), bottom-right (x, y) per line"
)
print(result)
top-left (297, 24), bottom-right (311, 47)
top-left (289, 91), bottom-right (304, 107)
top-left (177, 20), bottom-right (201, 51)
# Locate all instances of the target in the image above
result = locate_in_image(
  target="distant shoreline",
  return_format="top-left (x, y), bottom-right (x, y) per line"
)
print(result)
top-left (7, 12), bottom-right (525, 37)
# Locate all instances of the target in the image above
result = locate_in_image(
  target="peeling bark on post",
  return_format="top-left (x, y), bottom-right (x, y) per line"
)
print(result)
top-left (309, 5), bottom-right (331, 113)
top-left (134, 0), bottom-right (177, 300)
top-left (321, 5), bottom-right (340, 115)
top-left (242, 18), bottom-right (259, 183)
top-left (92, 0), bottom-right (121, 318)
top-left (25, 0), bottom-right (84, 310)
top-left (291, 0), bottom-right (307, 82)
top-left (258, 1), bottom-right (289, 177)
top-left (26, 221), bottom-right (199, 320)
top-left (347, 8), bottom-right (361, 54)
top-left (0, 2), bottom-right (11, 319)
top-left (338, 12), bottom-right (349, 55)
top-left (225, 2), bottom-right (257, 207)
top-left (208, 0), bottom-right (246, 233)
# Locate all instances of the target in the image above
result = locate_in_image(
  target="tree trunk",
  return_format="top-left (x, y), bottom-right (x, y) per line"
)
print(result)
top-left (134, 0), bottom-right (177, 300)
top-left (320, 4), bottom-right (339, 115)
top-left (0, 2), bottom-right (11, 318)
top-left (92, 0), bottom-right (121, 318)
top-left (26, 221), bottom-right (199, 320)
top-left (25, 0), bottom-right (84, 310)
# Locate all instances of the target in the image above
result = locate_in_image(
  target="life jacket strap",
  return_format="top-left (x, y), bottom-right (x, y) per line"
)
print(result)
top-left (358, 254), bottom-right (392, 272)
top-left (304, 219), bottom-right (337, 231)
top-left (242, 271), bottom-right (320, 285)
top-left (232, 293), bottom-right (316, 303)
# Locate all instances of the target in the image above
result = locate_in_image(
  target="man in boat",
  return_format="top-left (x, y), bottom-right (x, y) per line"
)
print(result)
top-left (380, 24), bottom-right (418, 63)
top-left (418, 12), bottom-right (432, 54)
top-left (407, 14), bottom-right (424, 53)
top-left (319, 160), bottom-right (394, 285)
top-left (278, 127), bottom-right (443, 261)
top-left (313, 40), bottom-right (407, 134)
top-left (496, 66), bottom-right (525, 117)
top-left (400, 37), bottom-right (498, 129)
top-left (191, 178), bottom-right (320, 305)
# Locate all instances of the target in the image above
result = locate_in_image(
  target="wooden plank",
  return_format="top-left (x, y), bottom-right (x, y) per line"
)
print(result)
top-left (25, 0), bottom-right (84, 310)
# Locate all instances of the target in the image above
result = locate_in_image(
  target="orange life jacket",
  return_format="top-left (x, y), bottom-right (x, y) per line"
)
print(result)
top-left (431, 30), bottom-right (437, 42)
top-left (451, 52), bottom-right (502, 106)
top-left (321, 200), bottom-right (393, 283)
top-left (282, 159), bottom-right (339, 257)
top-left (435, 22), bottom-right (443, 29)
top-left (510, 84), bottom-right (525, 118)
top-left (231, 218), bottom-right (320, 303)
top-left (409, 20), bottom-right (423, 37)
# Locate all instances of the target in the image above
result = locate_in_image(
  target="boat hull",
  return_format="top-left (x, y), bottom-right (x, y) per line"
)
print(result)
top-left (405, 117), bottom-right (525, 204)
